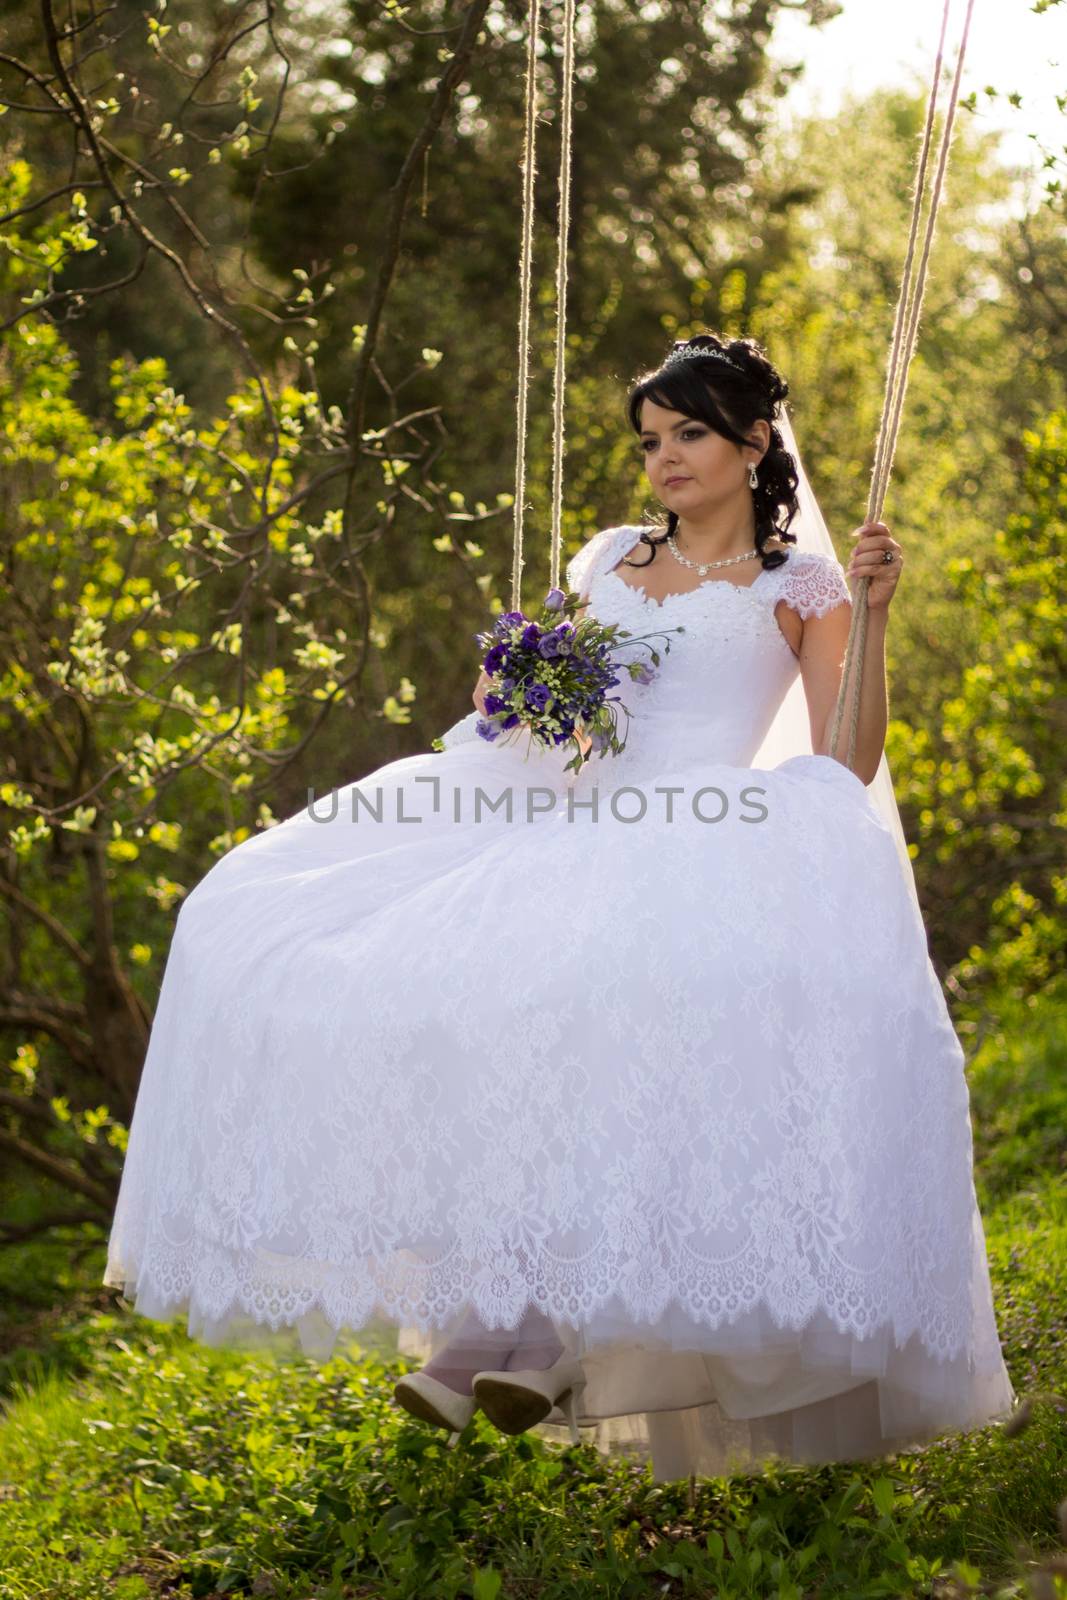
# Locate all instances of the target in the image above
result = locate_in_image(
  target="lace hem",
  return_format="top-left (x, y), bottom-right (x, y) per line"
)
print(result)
top-left (104, 1227), bottom-right (978, 1364)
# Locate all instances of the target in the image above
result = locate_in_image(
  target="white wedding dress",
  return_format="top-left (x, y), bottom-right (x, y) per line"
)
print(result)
top-left (104, 521), bottom-right (1016, 1480)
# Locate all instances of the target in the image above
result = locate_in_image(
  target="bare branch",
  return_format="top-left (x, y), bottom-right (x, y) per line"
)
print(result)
top-left (345, 0), bottom-right (494, 451)
top-left (0, 1209), bottom-right (103, 1245)
top-left (0, 1125), bottom-right (115, 1212)
top-left (0, 877), bottom-right (92, 970)
top-left (0, 1003), bottom-right (94, 1068)
top-left (0, 179), bottom-right (108, 228)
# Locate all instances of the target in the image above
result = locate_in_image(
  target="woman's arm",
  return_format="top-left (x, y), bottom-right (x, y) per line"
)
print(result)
top-left (799, 604), bottom-right (888, 786)
top-left (797, 520), bottom-right (903, 787)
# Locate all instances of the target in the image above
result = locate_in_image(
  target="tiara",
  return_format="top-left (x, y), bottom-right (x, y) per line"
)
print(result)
top-left (662, 341), bottom-right (745, 374)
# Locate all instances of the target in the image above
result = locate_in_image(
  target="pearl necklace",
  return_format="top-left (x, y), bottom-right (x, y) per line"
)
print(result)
top-left (666, 532), bottom-right (760, 576)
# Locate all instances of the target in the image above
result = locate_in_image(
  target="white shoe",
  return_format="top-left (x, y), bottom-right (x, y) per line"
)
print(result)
top-left (393, 1370), bottom-right (479, 1446)
top-left (472, 1354), bottom-right (587, 1445)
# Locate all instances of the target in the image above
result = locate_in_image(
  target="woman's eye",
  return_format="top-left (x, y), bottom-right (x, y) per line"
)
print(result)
top-left (640, 429), bottom-right (701, 451)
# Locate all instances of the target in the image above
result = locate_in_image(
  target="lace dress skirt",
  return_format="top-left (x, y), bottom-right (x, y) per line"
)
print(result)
top-left (103, 711), bottom-right (1017, 1481)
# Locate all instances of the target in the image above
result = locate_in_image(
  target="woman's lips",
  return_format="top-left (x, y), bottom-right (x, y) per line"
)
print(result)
top-left (665, 475), bottom-right (691, 486)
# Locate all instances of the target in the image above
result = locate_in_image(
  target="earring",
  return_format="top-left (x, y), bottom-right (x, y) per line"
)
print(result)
top-left (748, 462), bottom-right (759, 489)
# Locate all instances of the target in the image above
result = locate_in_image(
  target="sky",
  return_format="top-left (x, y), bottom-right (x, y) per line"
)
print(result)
top-left (767, 0), bottom-right (1065, 208)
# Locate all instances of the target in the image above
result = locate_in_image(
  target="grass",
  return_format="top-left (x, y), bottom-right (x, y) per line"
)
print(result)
top-left (0, 994), bottom-right (1064, 1600)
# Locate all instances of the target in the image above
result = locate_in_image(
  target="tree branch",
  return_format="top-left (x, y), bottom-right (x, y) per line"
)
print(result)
top-left (0, 1126), bottom-right (115, 1212)
top-left (345, 0), bottom-right (494, 450)
top-left (0, 1209), bottom-right (103, 1245)
top-left (0, 877), bottom-right (92, 970)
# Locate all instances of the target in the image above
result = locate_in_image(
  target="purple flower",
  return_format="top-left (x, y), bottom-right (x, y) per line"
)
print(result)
top-left (468, 604), bottom-right (681, 767)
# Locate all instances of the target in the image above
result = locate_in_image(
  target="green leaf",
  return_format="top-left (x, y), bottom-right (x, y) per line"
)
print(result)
top-left (871, 1476), bottom-right (896, 1516)
top-left (472, 1568), bottom-right (502, 1600)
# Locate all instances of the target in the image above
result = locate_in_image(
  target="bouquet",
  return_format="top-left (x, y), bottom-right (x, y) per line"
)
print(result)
top-left (432, 584), bottom-right (685, 775)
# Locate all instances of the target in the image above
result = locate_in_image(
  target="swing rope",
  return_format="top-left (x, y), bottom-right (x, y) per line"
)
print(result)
top-left (512, 0), bottom-right (976, 777)
top-left (549, 0), bottom-right (578, 595)
top-left (829, 0), bottom-right (977, 771)
top-left (511, 0), bottom-right (578, 611)
top-left (510, 0), bottom-right (542, 614)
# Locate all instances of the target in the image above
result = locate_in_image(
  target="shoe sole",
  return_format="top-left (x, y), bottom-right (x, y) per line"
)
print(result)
top-left (393, 1379), bottom-right (463, 1431)
top-left (473, 1376), bottom-right (557, 1435)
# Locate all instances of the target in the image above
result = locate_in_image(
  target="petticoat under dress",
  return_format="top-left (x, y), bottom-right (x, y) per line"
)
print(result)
top-left (103, 522), bottom-right (1016, 1480)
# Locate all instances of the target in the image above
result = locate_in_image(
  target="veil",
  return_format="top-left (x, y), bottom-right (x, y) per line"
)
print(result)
top-left (753, 402), bottom-right (922, 919)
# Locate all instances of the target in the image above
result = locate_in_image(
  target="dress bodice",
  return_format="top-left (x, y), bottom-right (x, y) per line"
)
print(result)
top-left (568, 524), bottom-right (852, 781)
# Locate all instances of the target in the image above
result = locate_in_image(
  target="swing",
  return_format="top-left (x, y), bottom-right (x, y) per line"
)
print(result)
top-left (508, 0), bottom-right (977, 776)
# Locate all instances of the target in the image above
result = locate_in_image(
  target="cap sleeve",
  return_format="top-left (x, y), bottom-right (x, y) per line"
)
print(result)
top-left (566, 525), bottom-right (645, 602)
top-left (775, 549), bottom-right (852, 621)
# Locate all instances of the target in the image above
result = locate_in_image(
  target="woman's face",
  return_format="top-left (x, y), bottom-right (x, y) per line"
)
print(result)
top-left (638, 396), bottom-right (767, 513)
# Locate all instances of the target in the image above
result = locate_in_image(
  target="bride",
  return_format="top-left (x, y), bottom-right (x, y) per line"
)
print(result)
top-left (104, 331), bottom-right (1016, 1481)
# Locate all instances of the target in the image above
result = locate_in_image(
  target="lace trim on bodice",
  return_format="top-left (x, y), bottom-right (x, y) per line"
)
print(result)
top-left (567, 525), bottom-right (852, 626)
top-left (440, 529), bottom-right (850, 754)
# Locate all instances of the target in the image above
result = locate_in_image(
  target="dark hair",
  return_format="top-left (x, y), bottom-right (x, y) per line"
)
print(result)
top-left (624, 332), bottom-right (799, 573)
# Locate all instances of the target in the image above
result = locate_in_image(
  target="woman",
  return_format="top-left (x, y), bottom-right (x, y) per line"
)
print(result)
top-left (104, 332), bottom-right (1015, 1481)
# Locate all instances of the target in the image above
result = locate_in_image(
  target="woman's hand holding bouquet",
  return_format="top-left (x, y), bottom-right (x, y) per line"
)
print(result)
top-left (432, 585), bottom-right (684, 775)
